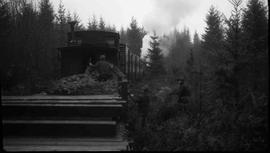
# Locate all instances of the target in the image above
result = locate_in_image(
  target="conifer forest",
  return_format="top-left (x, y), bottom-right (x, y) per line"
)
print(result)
top-left (1, 0), bottom-right (268, 151)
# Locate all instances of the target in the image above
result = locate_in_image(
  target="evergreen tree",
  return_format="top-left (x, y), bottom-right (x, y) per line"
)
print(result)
top-left (55, 0), bottom-right (67, 47)
top-left (193, 31), bottom-right (201, 66)
top-left (201, 6), bottom-right (225, 68)
top-left (39, 0), bottom-right (54, 31)
top-left (38, 0), bottom-right (56, 79)
top-left (202, 6), bottom-right (225, 64)
top-left (241, 0), bottom-right (268, 92)
top-left (193, 31), bottom-right (200, 53)
top-left (192, 32), bottom-right (202, 107)
top-left (193, 31), bottom-right (200, 46)
top-left (147, 31), bottom-right (165, 75)
top-left (72, 12), bottom-right (84, 30)
top-left (99, 16), bottom-right (105, 30)
top-left (56, 0), bottom-right (66, 25)
top-left (5, 0), bottom-right (41, 90)
top-left (87, 14), bottom-right (98, 30)
top-left (126, 17), bottom-right (147, 57)
top-left (87, 17), bottom-right (91, 30)
top-left (66, 10), bottom-right (72, 23)
top-left (201, 6), bottom-right (225, 107)
top-left (20, 1), bottom-right (39, 76)
top-left (0, 0), bottom-right (12, 88)
top-left (185, 49), bottom-right (196, 101)
top-left (166, 28), bottom-right (192, 76)
top-left (223, 0), bottom-right (244, 105)
top-left (105, 24), bottom-right (117, 32)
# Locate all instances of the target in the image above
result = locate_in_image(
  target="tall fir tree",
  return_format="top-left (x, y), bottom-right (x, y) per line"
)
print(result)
top-left (0, 0), bottom-right (12, 88)
top-left (241, 0), bottom-right (268, 93)
top-left (99, 17), bottom-right (105, 30)
top-left (38, 0), bottom-right (56, 78)
top-left (192, 31), bottom-right (202, 106)
top-left (166, 28), bottom-right (192, 76)
top-left (185, 48), bottom-right (196, 102)
top-left (56, 0), bottom-right (67, 47)
top-left (201, 6), bottom-right (225, 105)
top-left (202, 6), bottom-right (224, 58)
top-left (87, 14), bottom-right (98, 30)
top-left (193, 31), bottom-right (201, 67)
top-left (87, 17), bottom-right (91, 30)
top-left (223, 0), bottom-right (244, 105)
top-left (56, 0), bottom-right (66, 25)
top-left (72, 12), bottom-right (85, 30)
top-left (147, 31), bottom-right (165, 75)
top-left (66, 10), bottom-right (72, 23)
top-left (39, 0), bottom-right (54, 31)
top-left (201, 5), bottom-right (225, 72)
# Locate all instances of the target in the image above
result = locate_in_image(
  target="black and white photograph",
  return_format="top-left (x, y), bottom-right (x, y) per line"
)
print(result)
top-left (1, 0), bottom-right (268, 151)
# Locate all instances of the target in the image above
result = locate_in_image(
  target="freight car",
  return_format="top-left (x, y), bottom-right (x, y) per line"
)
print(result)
top-left (58, 22), bottom-right (146, 81)
top-left (2, 22), bottom-right (139, 152)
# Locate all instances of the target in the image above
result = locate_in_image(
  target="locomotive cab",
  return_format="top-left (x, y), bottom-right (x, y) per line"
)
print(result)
top-left (58, 22), bottom-right (145, 81)
top-left (58, 30), bottom-right (120, 77)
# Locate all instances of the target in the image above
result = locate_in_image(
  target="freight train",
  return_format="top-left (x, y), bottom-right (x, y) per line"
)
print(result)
top-left (58, 22), bottom-right (146, 81)
top-left (2, 22), bottom-right (138, 152)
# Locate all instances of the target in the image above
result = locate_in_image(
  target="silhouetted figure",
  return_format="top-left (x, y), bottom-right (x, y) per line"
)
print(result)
top-left (135, 86), bottom-right (150, 127)
top-left (170, 77), bottom-right (190, 104)
top-left (91, 55), bottom-right (127, 82)
top-left (91, 55), bottom-right (114, 81)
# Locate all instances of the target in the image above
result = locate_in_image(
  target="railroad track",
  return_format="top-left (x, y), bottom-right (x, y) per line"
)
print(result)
top-left (2, 95), bottom-right (128, 151)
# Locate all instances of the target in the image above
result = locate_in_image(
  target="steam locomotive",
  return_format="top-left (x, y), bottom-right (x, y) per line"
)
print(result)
top-left (58, 23), bottom-right (146, 81)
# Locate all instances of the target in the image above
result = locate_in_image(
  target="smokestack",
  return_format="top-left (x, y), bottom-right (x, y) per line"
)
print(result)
top-left (68, 21), bottom-right (77, 42)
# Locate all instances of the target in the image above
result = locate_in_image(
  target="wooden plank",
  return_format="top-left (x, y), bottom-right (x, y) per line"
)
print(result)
top-left (2, 99), bottom-right (126, 104)
top-left (2, 117), bottom-right (114, 121)
top-left (3, 120), bottom-right (117, 125)
top-left (4, 145), bottom-right (127, 151)
top-left (3, 137), bottom-right (128, 151)
top-left (4, 137), bottom-right (125, 144)
top-left (2, 104), bottom-right (123, 107)
top-left (2, 95), bottom-right (122, 100)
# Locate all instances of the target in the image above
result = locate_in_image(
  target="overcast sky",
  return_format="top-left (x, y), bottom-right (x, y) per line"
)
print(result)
top-left (51, 0), bottom-right (268, 56)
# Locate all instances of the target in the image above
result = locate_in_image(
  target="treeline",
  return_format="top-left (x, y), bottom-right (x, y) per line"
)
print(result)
top-left (1, 0), bottom-right (59, 93)
top-left (0, 0), bottom-right (147, 94)
top-left (120, 18), bottom-right (147, 57)
top-left (127, 0), bottom-right (268, 151)
top-left (196, 0), bottom-right (268, 149)
top-left (145, 0), bottom-right (268, 112)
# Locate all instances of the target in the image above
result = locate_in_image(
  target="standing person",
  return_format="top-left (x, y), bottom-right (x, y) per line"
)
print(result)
top-left (132, 85), bottom-right (150, 127)
top-left (170, 77), bottom-right (191, 111)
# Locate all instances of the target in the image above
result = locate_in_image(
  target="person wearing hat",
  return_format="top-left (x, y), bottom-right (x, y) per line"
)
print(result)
top-left (170, 77), bottom-right (190, 105)
top-left (91, 55), bottom-right (113, 81)
top-left (91, 54), bottom-right (126, 81)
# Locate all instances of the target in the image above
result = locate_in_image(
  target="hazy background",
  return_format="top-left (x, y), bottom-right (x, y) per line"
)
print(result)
top-left (50, 0), bottom-right (268, 56)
